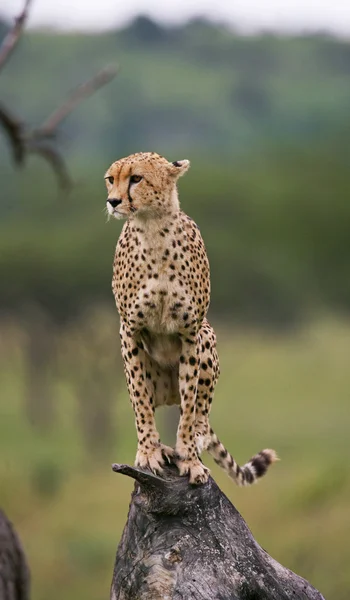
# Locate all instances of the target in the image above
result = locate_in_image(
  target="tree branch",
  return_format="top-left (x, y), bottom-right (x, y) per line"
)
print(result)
top-left (0, 1), bottom-right (117, 190)
top-left (36, 65), bottom-right (118, 138)
top-left (28, 141), bottom-right (72, 191)
top-left (0, 103), bottom-right (26, 164)
top-left (0, 0), bottom-right (32, 73)
top-left (0, 63), bottom-right (117, 190)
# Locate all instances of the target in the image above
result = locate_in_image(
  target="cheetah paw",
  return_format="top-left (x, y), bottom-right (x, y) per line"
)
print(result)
top-left (135, 443), bottom-right (174, 475)
top-left (175, 456), bottom-right (210, 485)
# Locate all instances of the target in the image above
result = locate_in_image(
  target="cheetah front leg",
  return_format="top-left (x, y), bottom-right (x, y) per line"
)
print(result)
top-left (120, 321), bottom-right (173, 474)
top-left (175, 332), bottom-right (210, 485)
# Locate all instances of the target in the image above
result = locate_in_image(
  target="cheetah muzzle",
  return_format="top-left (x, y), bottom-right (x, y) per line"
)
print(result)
top-left (105, 151), bottom-right (277, 485)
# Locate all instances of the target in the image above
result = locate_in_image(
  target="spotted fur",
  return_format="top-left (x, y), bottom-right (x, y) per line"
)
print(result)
top-left (105, 152), bottom-right (277, 485)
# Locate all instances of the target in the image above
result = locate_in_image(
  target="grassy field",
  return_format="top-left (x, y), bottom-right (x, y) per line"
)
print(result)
top-left (1, 316), bottom-right (349, 599)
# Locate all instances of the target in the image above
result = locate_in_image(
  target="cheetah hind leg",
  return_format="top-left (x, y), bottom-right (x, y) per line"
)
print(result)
top-left (174, 455), bottom-right (210, 485)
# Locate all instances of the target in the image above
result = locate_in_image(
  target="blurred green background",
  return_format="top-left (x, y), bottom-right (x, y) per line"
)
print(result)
top-left (1, 13), bottom-right (350, 600)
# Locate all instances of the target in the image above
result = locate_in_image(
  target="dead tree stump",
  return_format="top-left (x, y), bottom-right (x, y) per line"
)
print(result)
top-left (111, 463), bottom-right (326, 600)
top-left (0, 510), bottom-right (30, 600)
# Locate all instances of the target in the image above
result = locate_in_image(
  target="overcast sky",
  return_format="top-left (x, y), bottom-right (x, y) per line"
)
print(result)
top-left (1, 0), bottom-right (350, 37)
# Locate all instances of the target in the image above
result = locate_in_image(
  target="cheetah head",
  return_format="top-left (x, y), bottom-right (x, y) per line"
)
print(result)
top-left (104, 152), bottom-right (190, 220)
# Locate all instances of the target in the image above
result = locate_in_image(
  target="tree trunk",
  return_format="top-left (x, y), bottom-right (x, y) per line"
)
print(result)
top-left (110, 463), bottom-right (326, 600)
top-left (0, 510), bottom-right (30, 600)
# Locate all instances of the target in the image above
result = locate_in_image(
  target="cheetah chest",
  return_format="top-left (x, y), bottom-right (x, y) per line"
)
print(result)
top-left (113, 219), bottom-right (207, 336)
top-left (122, 266), bottom-right (193, 334)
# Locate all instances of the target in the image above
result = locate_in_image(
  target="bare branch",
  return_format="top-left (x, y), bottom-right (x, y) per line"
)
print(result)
top-left (29, 142), bottom-right (72, 191)
top-left (0, 103), bottom-right (26, 164)
top-left (0, 105), bottom-right (72, 190)
top-left (0, 3), bottom-right (117, 191)
top-left (0, 0), bottom-right (32, 73)
top-left (36, 65), bottom-right (118, 137)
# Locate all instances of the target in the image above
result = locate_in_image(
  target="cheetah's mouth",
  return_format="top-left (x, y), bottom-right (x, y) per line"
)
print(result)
top-left (106, 202), bottom-right (128, 220)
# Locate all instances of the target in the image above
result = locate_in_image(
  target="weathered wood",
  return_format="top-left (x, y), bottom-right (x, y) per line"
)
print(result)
top-left (111, 463), bottom-right (326, 600)
top-left (0, 510), bottom-right (30, 600)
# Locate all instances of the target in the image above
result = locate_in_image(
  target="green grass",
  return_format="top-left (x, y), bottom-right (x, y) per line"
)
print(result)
top-left (1, 316), bottom-right (349, 600)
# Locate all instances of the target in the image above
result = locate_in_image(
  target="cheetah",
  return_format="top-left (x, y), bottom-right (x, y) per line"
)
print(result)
top-left (105, 152), bottom-right (277, 485)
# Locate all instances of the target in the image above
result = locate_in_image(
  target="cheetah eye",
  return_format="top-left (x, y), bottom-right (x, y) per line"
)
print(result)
top-left (130, 175), bottom-right (143, 184)
top-left (107, 176), bottom-right (114, 184)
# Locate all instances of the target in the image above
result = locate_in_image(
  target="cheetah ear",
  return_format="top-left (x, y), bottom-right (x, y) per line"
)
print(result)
top-left (168, 159), bottom-right (190, 179)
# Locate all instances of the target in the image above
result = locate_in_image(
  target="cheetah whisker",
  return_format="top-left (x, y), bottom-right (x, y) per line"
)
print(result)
top-left (102, 205), bottom-right (111, 223)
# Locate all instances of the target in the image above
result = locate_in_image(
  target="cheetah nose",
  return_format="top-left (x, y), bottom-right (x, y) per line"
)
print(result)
top-left (108, 199), bottom-right (122, 208)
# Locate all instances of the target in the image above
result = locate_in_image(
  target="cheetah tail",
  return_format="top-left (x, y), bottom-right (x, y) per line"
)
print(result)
top-left (207, 428), bottom-right (278, 486)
